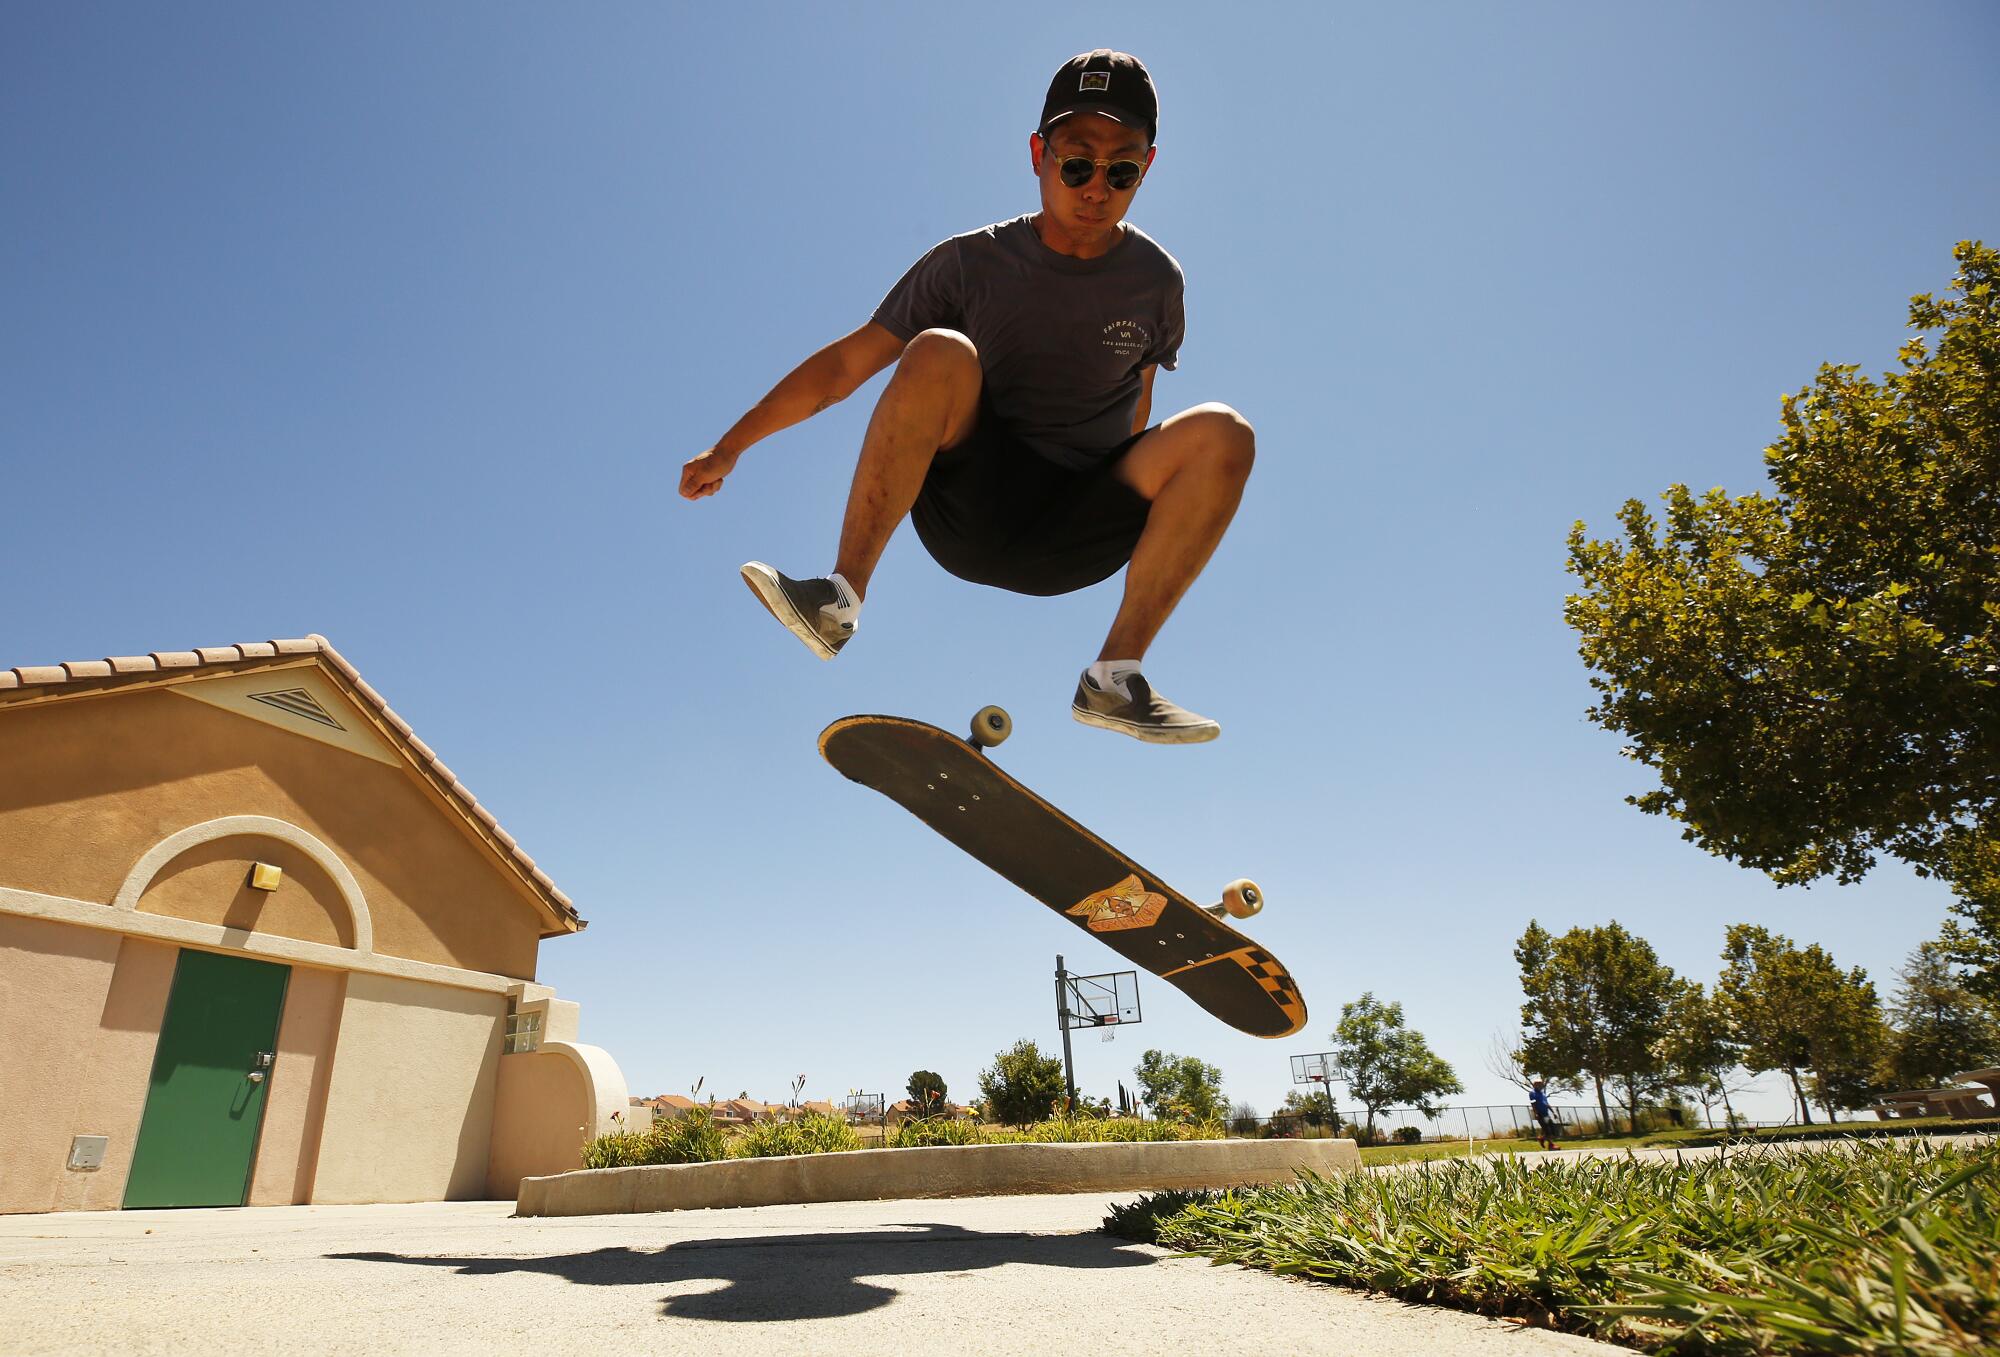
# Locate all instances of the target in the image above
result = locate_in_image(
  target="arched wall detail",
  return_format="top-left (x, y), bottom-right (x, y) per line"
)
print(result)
top-left (546, 1040), bottom-right (630, 1137)
top-left (112, 815), bottom-right (375, 955)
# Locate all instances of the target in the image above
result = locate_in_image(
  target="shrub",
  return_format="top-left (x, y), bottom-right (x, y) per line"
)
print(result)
top-left (581, 1129), bottom-right (650, 1169)
top-left (735, 1110), bottom-right (863, 1158)
top-left (890, 1115), bottom-right (982, 1148)
top-left (1103, 1188), bottom-right (1225, 1240)
top-left (580, 1106), bottom-right (729, 1168)
top-left (1025, 1114), bottom-right (1226, 1143)
top-left (648, 1107), bottom-right (730, 1164)
top-left (979, 1039), bottom-right (1068, 1125)
top-left (585, 1105), bottom-right (1241, 1165)
top-left (1393, 1126), bottom-right (1423, 1145)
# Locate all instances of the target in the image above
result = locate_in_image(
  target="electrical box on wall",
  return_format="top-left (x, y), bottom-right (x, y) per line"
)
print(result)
top-left (67, 1136), bottom-right (109, 1171)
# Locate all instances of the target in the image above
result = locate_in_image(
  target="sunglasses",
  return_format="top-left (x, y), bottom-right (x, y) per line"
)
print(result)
top-left (1041, 142), bottom-right (1147, 191)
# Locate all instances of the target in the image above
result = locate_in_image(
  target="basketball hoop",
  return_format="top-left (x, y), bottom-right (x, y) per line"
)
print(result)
top-left (1060, 969), bottom-right (1141, 1029)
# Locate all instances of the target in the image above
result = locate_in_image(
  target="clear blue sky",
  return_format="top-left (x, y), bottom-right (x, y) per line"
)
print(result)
top-left (7, 3), bottom-right (1996, 1123)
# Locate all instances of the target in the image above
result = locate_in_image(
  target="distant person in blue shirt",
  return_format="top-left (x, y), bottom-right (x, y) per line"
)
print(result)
top-left (1529, 1077), bottom-right (1560, 1150)
top-left (680, 50), bottom-right (1253, 745)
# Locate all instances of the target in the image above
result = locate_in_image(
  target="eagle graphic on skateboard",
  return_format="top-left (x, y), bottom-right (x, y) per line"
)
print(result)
top-left (819, 707), bottom-right (1306, 1038)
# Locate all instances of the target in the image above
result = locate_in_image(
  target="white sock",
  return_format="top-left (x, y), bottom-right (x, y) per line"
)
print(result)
top-left (1086, 659), bottom-right (1142, 700)
top-left (825, 572), bottom-right (861, 625)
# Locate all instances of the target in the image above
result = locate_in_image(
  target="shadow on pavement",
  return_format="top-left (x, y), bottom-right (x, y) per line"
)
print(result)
top-left (331, 1222), bottom-right (1156, 1322)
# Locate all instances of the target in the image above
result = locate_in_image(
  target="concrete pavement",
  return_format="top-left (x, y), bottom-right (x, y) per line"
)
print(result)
top-left (3, 1193), bottom-right (1625, 1356)
top-left (10, 1136), bottom-right (1987, 1353)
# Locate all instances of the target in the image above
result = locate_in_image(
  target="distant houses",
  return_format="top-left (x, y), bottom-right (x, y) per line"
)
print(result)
top-left (643, 1094), bottom-right (702, 1118)
top-left (888, 1098), bottom-right (977, 1120)
top-left (629, 1094), bottom-right (778, 1128)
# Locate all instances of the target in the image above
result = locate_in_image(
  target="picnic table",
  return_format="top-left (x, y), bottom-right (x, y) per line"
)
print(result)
top-left (1949, 1068), bottom-right (2000, 1115)
top-left (1872, 1083), bottom-right (1995, 1120)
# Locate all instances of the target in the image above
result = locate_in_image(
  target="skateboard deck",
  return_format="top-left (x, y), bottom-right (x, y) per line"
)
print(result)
top-left (819, 711), bottom-right (1307, 1038)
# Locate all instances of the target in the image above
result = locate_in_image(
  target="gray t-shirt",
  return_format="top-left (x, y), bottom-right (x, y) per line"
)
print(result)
top-left (872, 214), bottom-right (1185, 470)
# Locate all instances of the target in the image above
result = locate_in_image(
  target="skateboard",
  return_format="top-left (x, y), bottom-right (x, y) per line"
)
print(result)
top-left (818, 707), bottom-right (1307, 1038)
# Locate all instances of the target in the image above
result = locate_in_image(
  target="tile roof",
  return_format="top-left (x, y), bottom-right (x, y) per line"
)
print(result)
top-left (0, 634), bottom-right (582, 932)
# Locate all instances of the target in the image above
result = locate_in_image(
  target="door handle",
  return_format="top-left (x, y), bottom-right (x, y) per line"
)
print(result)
top-left (246, 1071), bottom-right (265, 1083)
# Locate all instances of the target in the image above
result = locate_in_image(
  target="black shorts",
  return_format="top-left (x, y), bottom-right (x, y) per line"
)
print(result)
top-left (911, 412), bottom-right (1153, 597)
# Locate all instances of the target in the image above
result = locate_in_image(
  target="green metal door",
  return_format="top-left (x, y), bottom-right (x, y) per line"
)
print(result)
top-left (124, 949), bottom-right (291, 1209)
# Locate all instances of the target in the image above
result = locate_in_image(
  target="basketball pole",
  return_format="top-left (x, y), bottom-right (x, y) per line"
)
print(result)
top-left (1054, 954), bottom-right (1077, 1112)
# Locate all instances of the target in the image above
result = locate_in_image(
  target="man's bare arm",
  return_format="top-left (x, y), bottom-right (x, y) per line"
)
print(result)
top-left (680, 322), bottom-right (907, 500)
top-left (1132, 365), bottom-right (1157, 435)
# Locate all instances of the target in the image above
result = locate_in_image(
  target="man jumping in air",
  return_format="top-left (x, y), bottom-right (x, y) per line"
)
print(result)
top-left (679, 50), bottom-right (1254, 744)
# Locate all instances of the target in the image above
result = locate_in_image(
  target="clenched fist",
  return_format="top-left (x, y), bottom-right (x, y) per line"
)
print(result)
top-left (680, 445), bottom-right (741, 500)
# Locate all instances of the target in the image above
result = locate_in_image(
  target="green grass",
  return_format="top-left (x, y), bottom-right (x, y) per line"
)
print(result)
top-left (1640, 1119), bottom-right (2000, 1150)
top-left (1106, 1139), bottom-right (2000, 1355)
top-left (1348, 1120), bottom-right (2000, 1167)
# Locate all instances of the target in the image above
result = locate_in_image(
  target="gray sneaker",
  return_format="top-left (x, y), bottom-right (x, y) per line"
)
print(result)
top-left (1071, 669), bottom-right (1220, 744)
top-left (740, 562), bottom-right (855, 660)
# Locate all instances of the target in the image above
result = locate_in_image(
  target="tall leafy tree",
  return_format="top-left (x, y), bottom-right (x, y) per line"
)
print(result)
top-left (1716, 924), bottom-right (1885, 1123)
top-left (1565, 242), bottom-right (2000, 999)
top-left (977, 1040), bottom-right (1066, 1126)
top-left (1881, 941), bottom-right (2000, 1088)
top-left (1515, 920), bottom-right (1679, 1132)
top-left (1807, 988), bottom-right (1891, 1118)
top-left (1329, 993), bottom-right (1462, 1140)
top-left (1280, 1087), bottom-right (1337, 1126)
top-left (1133, 1049), bottom-right (1226, 1122)
top-left (1653, 979), bottom-right (1747, 1129)
top-left (906, 1070), bottom-right (947, 1113)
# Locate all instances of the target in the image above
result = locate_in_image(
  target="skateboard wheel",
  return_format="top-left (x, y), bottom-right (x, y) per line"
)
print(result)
top-left (969, 705), bottom-right (1012, 748)
top-left (1220, 879), bottom-right (1263, 919)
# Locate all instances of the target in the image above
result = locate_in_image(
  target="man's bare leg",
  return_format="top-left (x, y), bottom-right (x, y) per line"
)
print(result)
top-left (831, 328), bottom-right (984, 599)
top-left (1100, 402), bottom-right (1256, 660)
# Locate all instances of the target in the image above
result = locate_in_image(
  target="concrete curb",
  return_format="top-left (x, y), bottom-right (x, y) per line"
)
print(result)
top-left (516, 1137), bottom-right (1361, 1217)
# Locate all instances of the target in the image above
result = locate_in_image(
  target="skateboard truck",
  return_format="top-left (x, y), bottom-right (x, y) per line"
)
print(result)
top-left (1205, 879), bottom-right (1263, 920)
top-left (969, 704), bottom-right (1012, 749)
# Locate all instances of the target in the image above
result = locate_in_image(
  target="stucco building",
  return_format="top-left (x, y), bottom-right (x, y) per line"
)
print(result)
top-left (0, 636), bottom-right (628, 1214)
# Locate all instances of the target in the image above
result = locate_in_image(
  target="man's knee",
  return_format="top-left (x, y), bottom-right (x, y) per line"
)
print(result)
top-left (886, 330), bottom-right (982, 446)
top-left (1186, 402), bottom-right (1255, 476)
top-left (898, 329), bottom-right (982, 386)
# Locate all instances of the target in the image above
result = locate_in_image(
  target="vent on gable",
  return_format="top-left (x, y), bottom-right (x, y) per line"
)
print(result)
top-left (249, 687), bottom-right (345, 731)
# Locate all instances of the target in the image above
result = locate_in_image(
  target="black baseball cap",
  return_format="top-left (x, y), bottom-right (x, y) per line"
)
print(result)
top-left (1038, 50), bottom-right (1157, 146)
